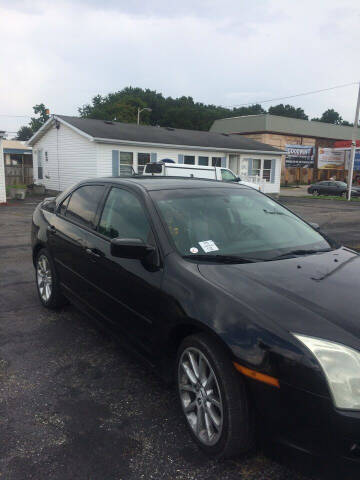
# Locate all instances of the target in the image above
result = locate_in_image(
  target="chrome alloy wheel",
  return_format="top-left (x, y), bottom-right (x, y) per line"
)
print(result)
top-left (178, 347), bottom-right (223, 446)
top-left (36, 254), bottom-right (53, 302)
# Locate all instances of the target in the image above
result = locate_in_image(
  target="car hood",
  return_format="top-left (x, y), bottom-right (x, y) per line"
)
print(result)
top-left (198, 247), bottom-right (360, 348)
top-left (238, 180), bottom-right (260, 190)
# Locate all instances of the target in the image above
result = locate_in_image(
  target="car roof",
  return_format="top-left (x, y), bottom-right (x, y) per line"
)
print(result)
top-left (80, 176), bottom-right (250, 192)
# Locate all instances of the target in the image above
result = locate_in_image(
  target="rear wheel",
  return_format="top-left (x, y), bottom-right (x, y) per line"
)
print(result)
top-left (177, 334), bottom-right (254, 459)
top-left (35, 248), bottom-right (67, 309)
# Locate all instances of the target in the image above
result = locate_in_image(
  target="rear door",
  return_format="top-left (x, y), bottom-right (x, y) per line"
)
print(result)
top-left (48, 184), bottom-right (106, 303)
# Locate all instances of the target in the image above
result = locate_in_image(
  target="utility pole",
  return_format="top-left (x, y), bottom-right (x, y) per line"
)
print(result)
top-left (137, 107), bottom-right (152, 125)
top-left (0, 130), bottom-right (6, 204)
top-left (347, 82), bottom-right (360, 201)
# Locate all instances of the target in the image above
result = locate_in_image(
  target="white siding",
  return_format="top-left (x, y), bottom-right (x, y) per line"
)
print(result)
top-left (96, 143), bottom-right (227, 177)
top-left (33, 123), bottom-right (97, 191)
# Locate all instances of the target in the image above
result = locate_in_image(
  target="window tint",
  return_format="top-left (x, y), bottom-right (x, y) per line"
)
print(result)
top-left (65, 185), bottom-right (104, 228)
top-left (99, 188), bottom-right (150, 241)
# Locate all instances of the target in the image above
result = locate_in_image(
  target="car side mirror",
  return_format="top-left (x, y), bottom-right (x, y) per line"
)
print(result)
top-left (309, 222), bottom-right (320, 231)
top-left (110, 238), bottom-right (155, 259)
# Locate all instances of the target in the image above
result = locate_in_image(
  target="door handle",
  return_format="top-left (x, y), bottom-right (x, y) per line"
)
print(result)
top-left (85, 247), bottom-right (104, 258)
top-left (47, 225), bottom-right (56, 234)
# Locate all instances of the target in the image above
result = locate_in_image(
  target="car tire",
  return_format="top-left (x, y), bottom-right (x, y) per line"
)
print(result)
top-left (341, 191), bottom-right (347, 198)
top-left (35, 248), bottom-right (68, 309)
top-left (177, 333), bottom-right (254, 459)
top-left (312, 189), bottom-right (319, 196)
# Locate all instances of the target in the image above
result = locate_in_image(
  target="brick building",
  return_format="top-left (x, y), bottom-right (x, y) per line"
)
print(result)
top-left (210, 114), bottom-right (360, 185)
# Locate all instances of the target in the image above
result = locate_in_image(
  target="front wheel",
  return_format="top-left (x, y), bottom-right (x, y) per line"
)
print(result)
top-left (312, 189), bottom-right (319, 196)
top-left (35, 248), bottom-right (67, 309)
top-left (177, 334), bottom-right (254, 459)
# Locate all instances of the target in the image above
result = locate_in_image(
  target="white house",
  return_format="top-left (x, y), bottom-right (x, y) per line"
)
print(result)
top-left (28, 115), bottom-right (284, 195)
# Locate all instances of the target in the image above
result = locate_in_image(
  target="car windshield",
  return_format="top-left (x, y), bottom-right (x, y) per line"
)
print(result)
top-left (150, 187), bottom-right (333, 261)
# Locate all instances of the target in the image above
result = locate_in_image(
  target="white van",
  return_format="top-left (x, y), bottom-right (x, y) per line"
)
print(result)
top-left (143, 162), bottom-right (261, 190)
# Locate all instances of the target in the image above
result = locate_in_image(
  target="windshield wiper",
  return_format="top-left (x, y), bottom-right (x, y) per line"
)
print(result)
top-left (270, 248), bottom-right (333, 261)
top-left (182, 254), bottom-right (258, 264)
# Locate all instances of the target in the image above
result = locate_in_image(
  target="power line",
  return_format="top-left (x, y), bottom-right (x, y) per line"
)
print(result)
top-left (224, 81), bottom-right (359, 108)
top-left (0, 114), bottom-right (31, 118)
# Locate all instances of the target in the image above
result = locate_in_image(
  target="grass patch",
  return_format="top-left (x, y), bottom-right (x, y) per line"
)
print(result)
top-left (303, 195), bottom-right (360, 202)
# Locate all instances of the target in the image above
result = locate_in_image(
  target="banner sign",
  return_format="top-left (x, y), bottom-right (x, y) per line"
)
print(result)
top-left (345, 150), bottom-right (360, 171)
top-left (285, 145), bottom-right (314, 168)
top-left (318, 148), bottom-right (346, 170)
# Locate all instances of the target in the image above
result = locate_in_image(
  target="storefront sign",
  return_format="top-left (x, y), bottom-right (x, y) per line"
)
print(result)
top-left (285, 145), bottom-right (314, 168)
top-left (345, 150), bottom-right (360, 171)
top-left (318, 148), bottom-right (346, 170)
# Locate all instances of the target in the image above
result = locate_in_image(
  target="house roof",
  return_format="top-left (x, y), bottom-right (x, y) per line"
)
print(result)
top-left (2, 139), bottom-right (32, 155)
top-left (210, 114), bottom-right (360, 141)
top-left (28, 115), bottom-right (284, 154)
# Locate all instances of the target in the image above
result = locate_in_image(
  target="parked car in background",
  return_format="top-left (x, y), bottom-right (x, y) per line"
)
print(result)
top-left (143, 161), bottom-right (261, 190)
top-left (32, 177), bottom-right (360, 470)
top-left (307, 180), bottom-right (360, 197)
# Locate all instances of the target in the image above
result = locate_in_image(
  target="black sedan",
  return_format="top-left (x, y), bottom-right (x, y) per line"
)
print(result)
top-left (308, 180), bottom-right (360, 197)
top-left (32, 177), bottom-right (360, 469)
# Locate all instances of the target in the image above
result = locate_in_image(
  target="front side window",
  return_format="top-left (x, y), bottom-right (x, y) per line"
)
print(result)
top-left (120, 152), bottom-right (133, 176)
top-left (138, 153), bottom-right (151, 174)
top-left (184, 155), bottom-right (195, 165)
top-left (65, 185), bottom-right (104, 228)
top-left (221, 169), bottom-right (237, 182)
top-left (198, 156), bottom-right (209, 166)
top-left (99, 188), bottom-right (150, 241)
top-left (151, 188), bottom-right (331, 260)
top-left (212, 157), bottom-right (222, 167)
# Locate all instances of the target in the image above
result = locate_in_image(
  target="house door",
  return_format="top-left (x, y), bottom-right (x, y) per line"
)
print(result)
top-left (229, 154), bottom-right (240, 174)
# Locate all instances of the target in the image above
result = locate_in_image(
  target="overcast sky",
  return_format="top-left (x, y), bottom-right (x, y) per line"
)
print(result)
top-left (1, 0), bottom-right (360, 134)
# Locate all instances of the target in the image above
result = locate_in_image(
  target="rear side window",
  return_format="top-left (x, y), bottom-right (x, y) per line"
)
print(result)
top-left (65, 185), bottom-right (104, 228)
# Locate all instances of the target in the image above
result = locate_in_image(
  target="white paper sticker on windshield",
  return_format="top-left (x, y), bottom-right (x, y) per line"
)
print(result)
top-left (198, 240), bottom-right (219, 253)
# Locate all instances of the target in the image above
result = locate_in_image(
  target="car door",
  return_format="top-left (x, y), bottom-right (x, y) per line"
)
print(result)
top-left (81, 185), bottom-right (164, 354)
top-left (48, 183), bottom-right (106, 305)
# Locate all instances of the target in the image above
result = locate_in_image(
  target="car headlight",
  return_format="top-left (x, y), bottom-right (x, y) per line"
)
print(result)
top-left (294, 334), bottom-right (360, 410)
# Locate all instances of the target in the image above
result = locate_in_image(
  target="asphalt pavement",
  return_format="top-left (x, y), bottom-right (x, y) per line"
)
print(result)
top-left (1, 195), bottom-right (359, 480)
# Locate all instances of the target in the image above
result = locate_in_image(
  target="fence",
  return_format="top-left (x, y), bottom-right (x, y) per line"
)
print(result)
top-left (5, 165), bottom-right (33, 186)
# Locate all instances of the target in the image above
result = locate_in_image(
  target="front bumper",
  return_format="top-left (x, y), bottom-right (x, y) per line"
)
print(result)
top-left (245, 377), bottom-right (360, 469)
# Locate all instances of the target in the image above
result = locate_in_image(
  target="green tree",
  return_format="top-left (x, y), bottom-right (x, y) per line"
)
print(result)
top-left (268, 104), bottom-right (308, 120)
top-left (16, 125), bottom-right (33, 141)
top-left (78, 87), bottom-right (266, 131)
top-left (16, 104), bottom-right (50, 140)
top-left (312, 109), bottom-right (343, 125)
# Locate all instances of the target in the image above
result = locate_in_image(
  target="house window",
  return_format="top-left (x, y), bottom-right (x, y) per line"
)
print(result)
top-left (45, 151), bottom-right (48, 162)
top-left (263, 159), bottom-right (272, 181)
top-left (184, 155), bottom-right (195, 165)
top-left (119, 152), bottom-right (133, 176)
top-left (251, 159), bottom-right (261, 177)
top-left (137, 153), bottom-right (151, 174)
top-left (212, 157), bottom-right (222, 167)
top-left (250, 158), bottom-right (274, 182)
top-left (198, 156), bottom-right (209, 166)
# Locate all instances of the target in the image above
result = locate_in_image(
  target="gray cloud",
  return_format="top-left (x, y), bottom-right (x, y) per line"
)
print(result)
top-left (0, 0), bottom-right (359, 134)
